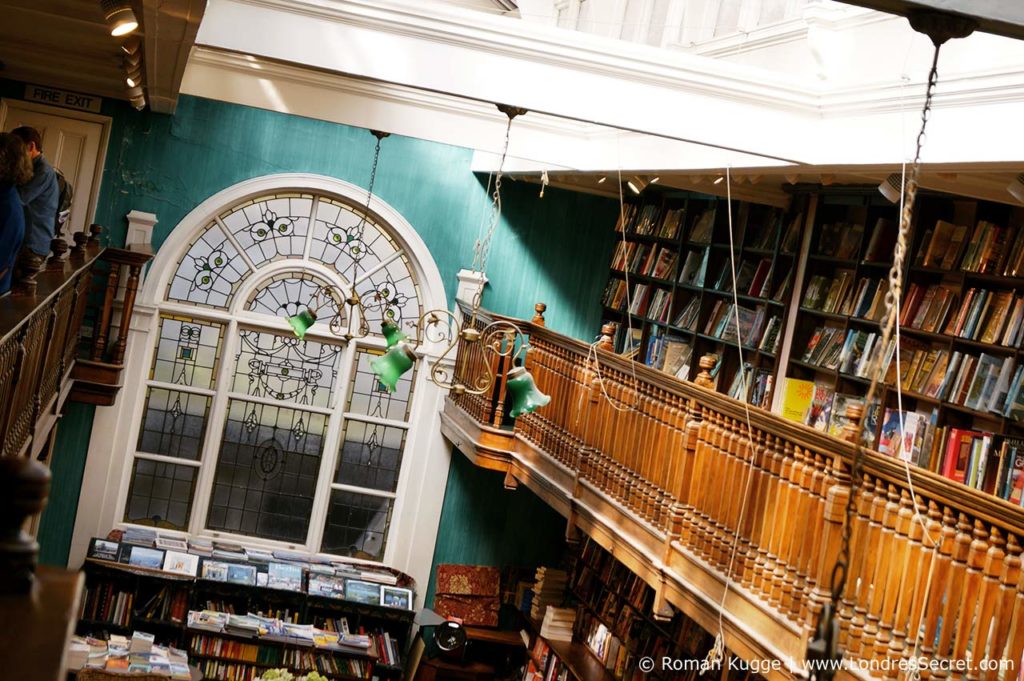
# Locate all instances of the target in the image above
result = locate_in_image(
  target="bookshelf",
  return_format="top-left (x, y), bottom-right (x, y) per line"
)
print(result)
top-left (784, 188), bottom-right (1024, 506)
top-left (600, 192), bottom-right (805, 408)
top-left (77, 559), bottom-right (413, 681)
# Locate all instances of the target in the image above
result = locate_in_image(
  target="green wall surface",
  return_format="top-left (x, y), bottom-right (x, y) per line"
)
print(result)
top-left (3, 84), bottom-right (618, 566)
top-left (424, 453), bottom-right (568, 606)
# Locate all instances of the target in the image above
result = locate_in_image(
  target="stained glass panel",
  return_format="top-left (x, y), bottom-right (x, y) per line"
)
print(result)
top-left (334, 420), bottom-right (406, 492)
top-left (124, 459), bottom-right (198, 530)
top-left (320, 489), bottom-right (393, 561)
top-left (138, 388), bottom-right (211, 461)
top-left (357, 252), bottom-right (421, 334)
top-left (310, 198), bottom-right (400, 285)
top-left (220, 194), bottom-right (313, 266)
top-left (167, 223), bottom-right (251, 308)
top-left (232, 329), bottom-right (341, 408)
top-left (245, 272), bottom-right (345, 327)
top-left (347, 349), bottom-right (415, 421)
top-left (207, 400), bottom-right (327, 543)
top-left (151, 317), bottom-right (223, 388)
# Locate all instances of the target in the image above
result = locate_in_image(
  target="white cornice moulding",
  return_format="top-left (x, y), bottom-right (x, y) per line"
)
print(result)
top-left (191, 0), bottom-right (1024, 166)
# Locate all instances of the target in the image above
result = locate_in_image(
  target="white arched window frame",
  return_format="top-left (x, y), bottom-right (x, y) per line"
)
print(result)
top-left (74, 174), bottom-right (453, 582)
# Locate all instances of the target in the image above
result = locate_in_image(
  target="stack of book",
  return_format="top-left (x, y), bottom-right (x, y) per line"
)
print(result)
top-left (529, 567), bottom-right (568, 621)
top-left (539, 607), bottom-right (575, 642)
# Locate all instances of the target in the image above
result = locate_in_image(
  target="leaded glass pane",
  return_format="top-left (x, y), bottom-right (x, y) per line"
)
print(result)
top-left (124, 458), bottom-right (198, 530)
top-left (138, 388), bottom-right (211, 461)
top-left (245, 272), bottom-right (345, 327)
top-left (151, 317), bottom-right (223, 388)
top-left (232, 329), bottom-right (341, 408)
top-left (220, 194), bottom-right (313, 266)
top-left (167, 223), bottom-right (251, 308)
top-left (310, 198), bottom-right (399, 286)
top-left (321, 489), bottom-right (393, 561)
top-left (334, 420), bottom-right (406, 492)
top-left (207, 400), bottom-right (327, 543)
top-left (347, 349), bottom-right (415, 421)
top-left (357, 252), bottom-right (420, 334)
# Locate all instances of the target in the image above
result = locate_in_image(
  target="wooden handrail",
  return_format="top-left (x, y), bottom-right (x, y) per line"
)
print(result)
top-left (0, 242), bottom-right (102, 460)
top-left (442, 303), bottom-right (1024, 678)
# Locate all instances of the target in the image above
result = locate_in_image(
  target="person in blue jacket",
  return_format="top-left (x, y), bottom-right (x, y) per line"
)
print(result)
top-left (0, 132), bottom-right (31, 294)
top-left (10, 126), bottom-right (59, 287)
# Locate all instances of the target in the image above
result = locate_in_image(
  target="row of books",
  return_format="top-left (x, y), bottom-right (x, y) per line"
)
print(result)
top-left (188, 611), bottom-right (373, 653)
top-left (704, 302), bottom-right (781, 353)
top-left (643, 333), bottom-right (692, 379)
top-left (915, 218), bottom-right (1021, 275)
top-left (878, 411), bottom-right (1024, 504)
top-left (575, 611), bottom-right (639, 681)
top-left (522, 638), bottom-right (572, 681)
top-left (67, 634), bottom-right (191, 678)
top-left (726, 362), bottom-right (774, 409)
top-left (781, 380), bottom-right (877, 440)
top-left (610, 241), bottom-right (677, 279)
top-left (816, 217), bottom-right (897, 262)
top-left (746, 212), bottom-right (802, 254)
top-left (80, 583), bottom-right (135, 626)
top-left (905, 285), bottom-right (1024, 347)
top-left (711, 257), bottom-right (774, 298)
top-left (614, 203), bottom-right (687, 240)
top-left (137, 586), bottom-right (190, 624)
top-left (802, 272), bottom-right (889, 321)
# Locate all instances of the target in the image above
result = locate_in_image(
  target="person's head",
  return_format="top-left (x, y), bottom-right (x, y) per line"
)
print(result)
top-left (10, 126), bottom-right (42, 160)
top-left (0, 132), bottom-right (32, 186)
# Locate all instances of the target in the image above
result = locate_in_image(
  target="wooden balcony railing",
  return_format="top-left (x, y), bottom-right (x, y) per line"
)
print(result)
top-left (440, 304), bottom-right (1024, 680)
top-left (71, 241), bottom-right (153, 406)
top-left (0, 238), bottom-right (102, 461)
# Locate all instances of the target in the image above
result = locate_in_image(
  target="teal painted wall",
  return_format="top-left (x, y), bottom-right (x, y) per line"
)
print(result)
top-left (4, 85), bottom-right (617, 566)
top-left (424, 453), bottom-right (568, 606)
top-left (38, 402), bottom-right (96, 566)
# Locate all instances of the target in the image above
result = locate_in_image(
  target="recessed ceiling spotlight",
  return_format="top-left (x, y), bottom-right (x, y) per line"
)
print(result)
top-left (101, 0), bottom-right (139, 36)
top-left (596, 176), bottom-right (607, 184)
top-left (713, 176), bottom-right (724, 185)
top-left (626, 176), bottom-right (650, 194)
top-left (121, 36), bottom-right (141, 55)
top-left (878, 173), bottom-right (904, 203)
top-left (649, 176), bottom-right (660, 185)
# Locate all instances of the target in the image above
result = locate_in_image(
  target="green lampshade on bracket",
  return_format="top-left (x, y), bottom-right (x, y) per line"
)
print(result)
top-left (288, 308), bottom-right (317, 339)
top-left (506, 365), bottom-right (551, 418)
top-left (371, 340), bottom-right (417, 393)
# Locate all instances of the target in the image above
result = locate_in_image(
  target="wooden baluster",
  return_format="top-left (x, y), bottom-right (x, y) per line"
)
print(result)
top-left (874, 488), bottom-right (912, 674)
top-left (91, 262), bottom-right (120, 361)
top-left (678, 400), bottom-right (703, 549)
top-left (863, 482), bottom-right (899, 665)
top-left (740, 429), bottom-right (769, 591)
top-left (984, 534), bottom-right (1020, 681)
top-left (951, 520), bottom-right (990, 675)
top-left (846, 479), bottom-right (886, 659)
top-left (753, 433), bottom-right (783, 598)
top-left (838, 474), bottom-right (872, 649)
top-left (917, 506), bottom-right (958, 677)
top-left (887, 492), bottom-right (928, 677)
top-left (691, 412), bottom-right (716, 561)
top-left (998, 537), bottom-right (1024, 681)
top-left (966, 527), bottom-right (1004, 681)
top-left (724, 418), bottom-right (748, 577)
top-left (810, 454), bottom-right (848, 629)
top-left (770, 439), bottom-right (797, 614)
top-left (795, 451), bottom-right (827, 623)
top-left (731, 425), bottom-right (759, 583)
top-left (709, 415), bottom-right (734, 570)
top-left (933, 513), bottom-right (974, 675)
top-left (788, 446), bottom-right (818, 620)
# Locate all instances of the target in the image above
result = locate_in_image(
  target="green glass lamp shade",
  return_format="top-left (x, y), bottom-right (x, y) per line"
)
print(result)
top-left (506, 366), bottom-right (551, 418)
top-left (381, 321), bottom-right (409, 349)
top-left (371, 343), bottom-right (416, 392)
top-left (288, 309), bottom-right (317, 339)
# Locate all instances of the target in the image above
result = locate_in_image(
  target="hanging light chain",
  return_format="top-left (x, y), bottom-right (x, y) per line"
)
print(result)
top-left (830, 41), bottom-right (942, 617)
top-left (468, 105), bottom-right (526, 319)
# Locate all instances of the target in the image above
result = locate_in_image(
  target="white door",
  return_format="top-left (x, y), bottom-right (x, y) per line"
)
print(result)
top-left (0, 100), bottom-right (109, 240)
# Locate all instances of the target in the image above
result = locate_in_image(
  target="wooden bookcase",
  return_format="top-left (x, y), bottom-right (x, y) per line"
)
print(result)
top-left (77, 559), bottom-right (413, 681)
top-left (786, 187), bottom-right (1024, 505)
top-left (600, 191), bottom-right (806, 408)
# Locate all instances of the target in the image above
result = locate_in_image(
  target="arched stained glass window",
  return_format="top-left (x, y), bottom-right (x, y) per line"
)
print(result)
top-left (123, 187), bottom-right (429, 562)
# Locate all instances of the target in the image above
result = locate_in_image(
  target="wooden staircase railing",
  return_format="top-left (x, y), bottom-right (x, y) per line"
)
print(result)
top-left (441, 304), bottom-right (1024, 680)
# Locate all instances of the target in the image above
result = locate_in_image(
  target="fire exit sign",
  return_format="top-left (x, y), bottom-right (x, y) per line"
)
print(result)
top-left (24, 84), bottom-right (102, 113)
